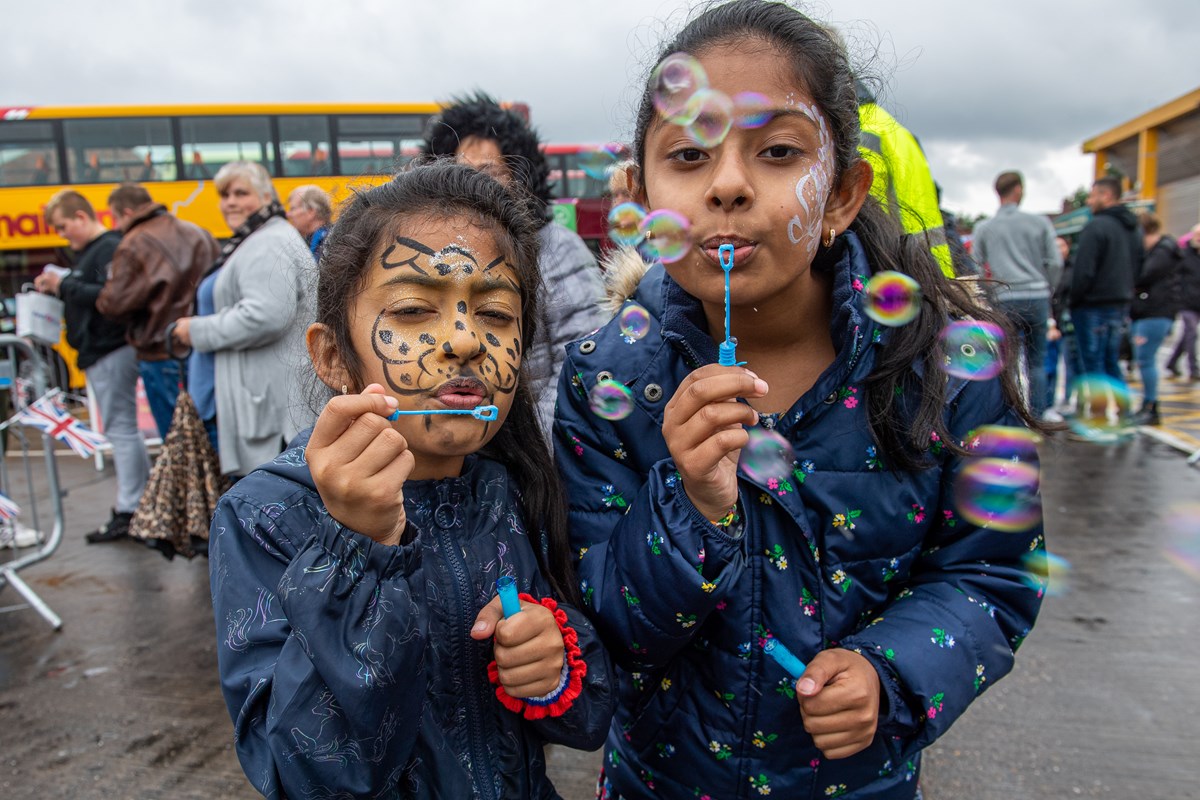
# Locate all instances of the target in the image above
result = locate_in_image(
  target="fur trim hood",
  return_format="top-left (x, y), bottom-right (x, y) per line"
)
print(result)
top-left (599, 246), bottom-right (654, 315)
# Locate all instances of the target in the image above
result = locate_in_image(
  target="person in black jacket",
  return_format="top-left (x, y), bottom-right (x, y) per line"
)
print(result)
top-left (35, 190), bottom-right (149, 542)
top-left (1069, 177), bottom-right (1143, 392)
top-left (1165, 224), bottom-right (1200, 384)
top-left (1130, 213), bottom-right (1181, 425)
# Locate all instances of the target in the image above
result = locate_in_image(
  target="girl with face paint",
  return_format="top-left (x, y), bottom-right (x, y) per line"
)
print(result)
top-left (208, 162), bottom-right (614, 799)
top-left (553, 2), bottom-right (1047, 798)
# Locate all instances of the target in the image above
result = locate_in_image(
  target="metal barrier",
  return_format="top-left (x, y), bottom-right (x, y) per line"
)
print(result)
top-left (0, 334), bottom-right (66, 630)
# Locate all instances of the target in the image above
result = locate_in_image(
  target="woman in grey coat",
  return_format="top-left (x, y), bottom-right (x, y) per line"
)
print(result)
top-left (173, 161), bottom-right (314, 476)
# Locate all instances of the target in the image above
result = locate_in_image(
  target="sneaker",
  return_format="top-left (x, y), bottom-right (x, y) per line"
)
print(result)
top-left (1041, 409), bottom-right (1065, 423)
top-left (1133, 402), bottom-right (1161, 426)
top-left (85, 510), bottom-right (133, 544)
top-left (13, 524), bottom-right (41, 548)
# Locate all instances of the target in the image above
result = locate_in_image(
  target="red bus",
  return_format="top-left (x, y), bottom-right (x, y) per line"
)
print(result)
top-left (543, 143), bottom-right (624, 257)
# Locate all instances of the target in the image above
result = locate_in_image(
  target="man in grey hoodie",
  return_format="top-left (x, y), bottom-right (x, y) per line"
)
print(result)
top-left (1069, 176), bottom-right (1143, 386)
top-left (974, 171), bottom-right (1062, 415)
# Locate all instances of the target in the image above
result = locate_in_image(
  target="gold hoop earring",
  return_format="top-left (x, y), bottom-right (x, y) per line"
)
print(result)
top-left (823, 227), bottom-right (836, 248)
top-left (341, 384), bottom-right (348, 395)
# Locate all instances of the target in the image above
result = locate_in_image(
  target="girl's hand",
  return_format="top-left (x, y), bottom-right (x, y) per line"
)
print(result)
top-left (472, 596), bottom-right (566, 698)
top-left (797, 648), bottom-right (882, 759)
top-left (305, 384), bottom-right (411, 546)
top-left (662, 365), bottom-right (767, 521)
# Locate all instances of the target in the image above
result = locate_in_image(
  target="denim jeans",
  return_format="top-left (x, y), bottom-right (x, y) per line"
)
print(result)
top-left (138, 358), bottom-right (185, 440)
top-left (1166, 309), bottom-right (1199, 378)
top-left (1000, 297), bottom-right (1050, 416)
top-left (87, 346), bottom-right (150, 514)
top-left (1072, 305), bottom-right (1128, 386)
top-left (1132, 317), bottom-right (1173, 403)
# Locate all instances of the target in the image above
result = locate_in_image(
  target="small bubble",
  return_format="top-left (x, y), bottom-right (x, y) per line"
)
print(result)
top-left (607, 202), bottom-right (647, 247)
top-left (588, 379), bottom-right (635, 420)
top-left (652, 52), bottom-right (708, 124)
top-left (1066, 375), bottom-right (1133, 439)
top-left (739, 428), bottom-right (794, 483)
top-left (864, 271), bottom-right (922, 326)
top-left (618, 303), bottom-right (651, 342)
top-left (955, 458), bottom-right (1041, 532)
top-left (580, 144), bottom-right (626, 181)
top-left (1021, 550), bottom-right (1071, 597)
top-left (682, 89), bottom-right (734, 147)
top-left (939, 321), bottom-right (1005, 380)
top-left (968, 425), bottom-right (1041, 461)
top-left (732, 91), bottom-right (773, 129)
top-left (639, 209), bottom-right (693, 264)
top-left (1164, 503), bottom-right (1200, 580)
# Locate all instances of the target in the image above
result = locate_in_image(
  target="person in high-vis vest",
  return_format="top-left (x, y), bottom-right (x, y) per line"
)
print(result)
top-left (857, 82), bottom-right (956, 277)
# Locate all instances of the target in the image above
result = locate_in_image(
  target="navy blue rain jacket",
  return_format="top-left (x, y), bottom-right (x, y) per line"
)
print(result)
top-left (553, 233), bottom-right (1044, 799)
top-left (210, 434), bottom-right (614, 799)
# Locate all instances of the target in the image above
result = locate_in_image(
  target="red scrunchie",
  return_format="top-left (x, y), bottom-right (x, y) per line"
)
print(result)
top-left (487, 593), bottom-right (587, 719)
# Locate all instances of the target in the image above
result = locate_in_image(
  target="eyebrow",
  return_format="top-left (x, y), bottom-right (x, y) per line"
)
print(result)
top-left (380, 271), bottom-right (521, 295)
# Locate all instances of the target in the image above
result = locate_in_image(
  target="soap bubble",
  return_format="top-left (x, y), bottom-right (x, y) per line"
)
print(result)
top-left (608, 202), bottom-right (647, 247)
top-left (1164, 503), bottom-right (1200, 581)
top-left (639, 209), bottom-right (692, 264)
top-left (732, 91), bottom-right (773, 129)
top-left (955, 458), bottom-right (1041, 532)
top-left (580, 144), bottom-right (624, 181)
top-left (652, 52), bottom-right (708, 124)
top-left (1020, 550), bottom-right (1071, 597)
top-left (682, 89), bottom-right (734, 147)
top-left (938, 321), bottom-right (1005, 380)
top-left (967, 425), bottom-right (1041, 462)
top-left (1066, 375), bottom-right (1133, 440)
top-left (588, 379), bottom-right (635, 420)
top-left (864, 271), bottom-right (922, 326)
top-left (739, 427), bottom-right (794, 483)
top-left (618, 303), bottom-right (651, 343)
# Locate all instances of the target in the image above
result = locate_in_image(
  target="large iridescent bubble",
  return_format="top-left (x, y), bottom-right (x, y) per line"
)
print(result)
top-left (652, 52), bottom-right (708, 124)
top-left (739, 428), bottom-right (794, 483)
top-left (968, 424), bottom-right (1041, 462)
top-left (1066, 375), bottom-right (1133, 440)
top-left (580, 144), bottom-right (625, 181)
top-left (938, 321), bottom-right (1005, 380)
top-left (1020, 550), bottom-right (1071, 597)
top-left (732, 91), bottom-right (773, 129)
top-left (608, 202), bottom-right (646, 247)
top-left (639, 209), bottom-right (692, 264)
top-left (588, 379), bottom-right (635, 420)
top-left (864, 271), bottom-right (922, 326)
top-left (955, 458), bottom-right (1041, 532)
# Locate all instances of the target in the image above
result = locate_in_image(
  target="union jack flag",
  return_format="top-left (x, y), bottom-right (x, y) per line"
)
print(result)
top-left (18, 394), bottom-right (108, 458)
top-left (0, 491), bottom-right (20, 521)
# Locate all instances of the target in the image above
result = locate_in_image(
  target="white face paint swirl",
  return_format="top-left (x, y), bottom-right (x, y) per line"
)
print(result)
top-left (785, 100), bottom-right (835, 263)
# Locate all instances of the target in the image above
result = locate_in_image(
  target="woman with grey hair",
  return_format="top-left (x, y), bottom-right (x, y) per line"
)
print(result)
top-left (173, 160), bottom-right (314, 477)
top-left (285, 183), bottom-right (333, 260)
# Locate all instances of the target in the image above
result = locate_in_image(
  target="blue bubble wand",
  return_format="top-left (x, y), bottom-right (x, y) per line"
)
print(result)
top-left (717, 244), bottom-right (745, 367)
top-left (496, 575), bottom-right (522, 618)
top-left (762, 637), bottom-right (807, 680)
top-left (387, 405), bottom-right (499, 422)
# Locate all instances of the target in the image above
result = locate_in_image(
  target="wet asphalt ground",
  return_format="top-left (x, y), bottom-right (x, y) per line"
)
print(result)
top-left (2, 432), bottom-right (1198, 799)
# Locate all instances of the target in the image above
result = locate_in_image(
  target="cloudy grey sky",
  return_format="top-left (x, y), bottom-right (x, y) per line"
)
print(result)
top-left (4, 0), bottom-right (1197, 218)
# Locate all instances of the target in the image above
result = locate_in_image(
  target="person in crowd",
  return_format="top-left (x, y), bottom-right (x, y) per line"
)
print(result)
top-left (285, 183), bottom-right (333, 261)
top-left (137, 153), bottom-right (156, 181)
top-left (96, 183), bottom-right (221, 438)
top-left (31, 153), bottom-right (52, 184)
top-left (1045, 236), bottom-right (1076, 416)
top-left (1069, 176), bottom-right (1142, 390)
top-left (209, 162), bottom-right (613, 798)
top-left (554, 3), bottom-right (1045, 797)
top-left (1165, 223), bottom-right (1200, 384)
top-left (857, 82), bottom-right (954, 277)
top-left (36, 191), bottom-right (149, 543)
top-left (309, 147), bottom-right (330, 176)
top-left (423, 92), bottom-right (606, 435)
top-left (973, 171), bottom-right (1063, 417)
top-left (936, 183), bottom-right (975, 276)
top-left (187, 151), bottom-right (210, 180)
top-left (1129, 213), bottom-right (1182, 425)
top-left (171, 161), bottom-right (312, 477)
top-left (79, 152), bottom-right (101, 183)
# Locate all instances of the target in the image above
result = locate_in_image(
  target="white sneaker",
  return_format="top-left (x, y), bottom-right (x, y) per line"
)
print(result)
top-left (1041, 409), bottom-right (1065, 423)
top-left (14, 524), bottom-right (41, 548)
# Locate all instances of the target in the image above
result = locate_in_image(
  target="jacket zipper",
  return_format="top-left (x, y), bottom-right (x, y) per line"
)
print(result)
top-left (436, 483), bottom-right (498, 798)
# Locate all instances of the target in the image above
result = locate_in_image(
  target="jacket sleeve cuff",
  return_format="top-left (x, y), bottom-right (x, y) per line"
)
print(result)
top-left (487, 594), bottom-right (587, 720)
top-left (843, 641), bottom-right (921, 739)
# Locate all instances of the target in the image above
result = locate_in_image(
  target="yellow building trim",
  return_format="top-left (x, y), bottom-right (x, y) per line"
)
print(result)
top-left (1082, 86), bottom-right (1200, 153)
top-left (9, 102), bottom-right (442, 120)
top-left (1137, 128), bottom-right (1158, 201)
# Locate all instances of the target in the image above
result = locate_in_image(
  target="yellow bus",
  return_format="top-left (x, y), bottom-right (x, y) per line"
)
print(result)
top-left (0, 102), bottom-right (447, 388)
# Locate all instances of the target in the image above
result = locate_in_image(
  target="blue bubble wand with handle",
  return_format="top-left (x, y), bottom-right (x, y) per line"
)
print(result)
top-left (388, 405), bottom-right (499, 422)
top-left (717, 244), bottom-right (745, 367)
top-left (762, 637), bottom-right (807, 680)
top-left (496, 575), bottom-right (522, 618)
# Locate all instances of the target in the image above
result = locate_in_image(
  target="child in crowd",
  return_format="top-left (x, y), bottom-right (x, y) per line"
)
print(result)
top-left (210, 162), bottom-right (613, 799)
top-left (554, 2), bottom-right (1046, 798)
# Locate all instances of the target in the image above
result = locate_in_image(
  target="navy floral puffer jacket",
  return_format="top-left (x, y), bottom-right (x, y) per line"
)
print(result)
top-left (553, 233), bottom-right (1044, 799)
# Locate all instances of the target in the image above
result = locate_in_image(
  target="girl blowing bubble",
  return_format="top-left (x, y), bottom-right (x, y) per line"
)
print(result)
top-left (210, 162), bottom-right (613, 799)
top-left (555, 2), bottom-right (1046, 798)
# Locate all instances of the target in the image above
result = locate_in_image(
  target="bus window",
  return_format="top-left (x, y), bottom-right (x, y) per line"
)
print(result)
top-left (279, 116), bottom-right (331, 178)
top-left (63, 118), bottom-right (176, 184)
top-left (335, 115), bottom-right (428, 176)
top-left (0, 121), bottom-right (61, 187)
top-left (180, 116), bottom-right (274, 180)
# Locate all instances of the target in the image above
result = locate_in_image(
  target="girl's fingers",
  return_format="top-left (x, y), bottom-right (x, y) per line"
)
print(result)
top-left (666, 401), bottom-right (759, 453)
top-left (666, 368), bottom-right (767, 419)
top-left (307, 391), bottom-right (399, 451)
top-left (348, 426), bottom-right (412, 476)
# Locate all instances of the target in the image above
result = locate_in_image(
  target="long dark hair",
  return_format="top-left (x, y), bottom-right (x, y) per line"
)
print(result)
top-left (314, 161), bottom-right (578, 602)
top-left (632, 0), bottom-right (1041, 470)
